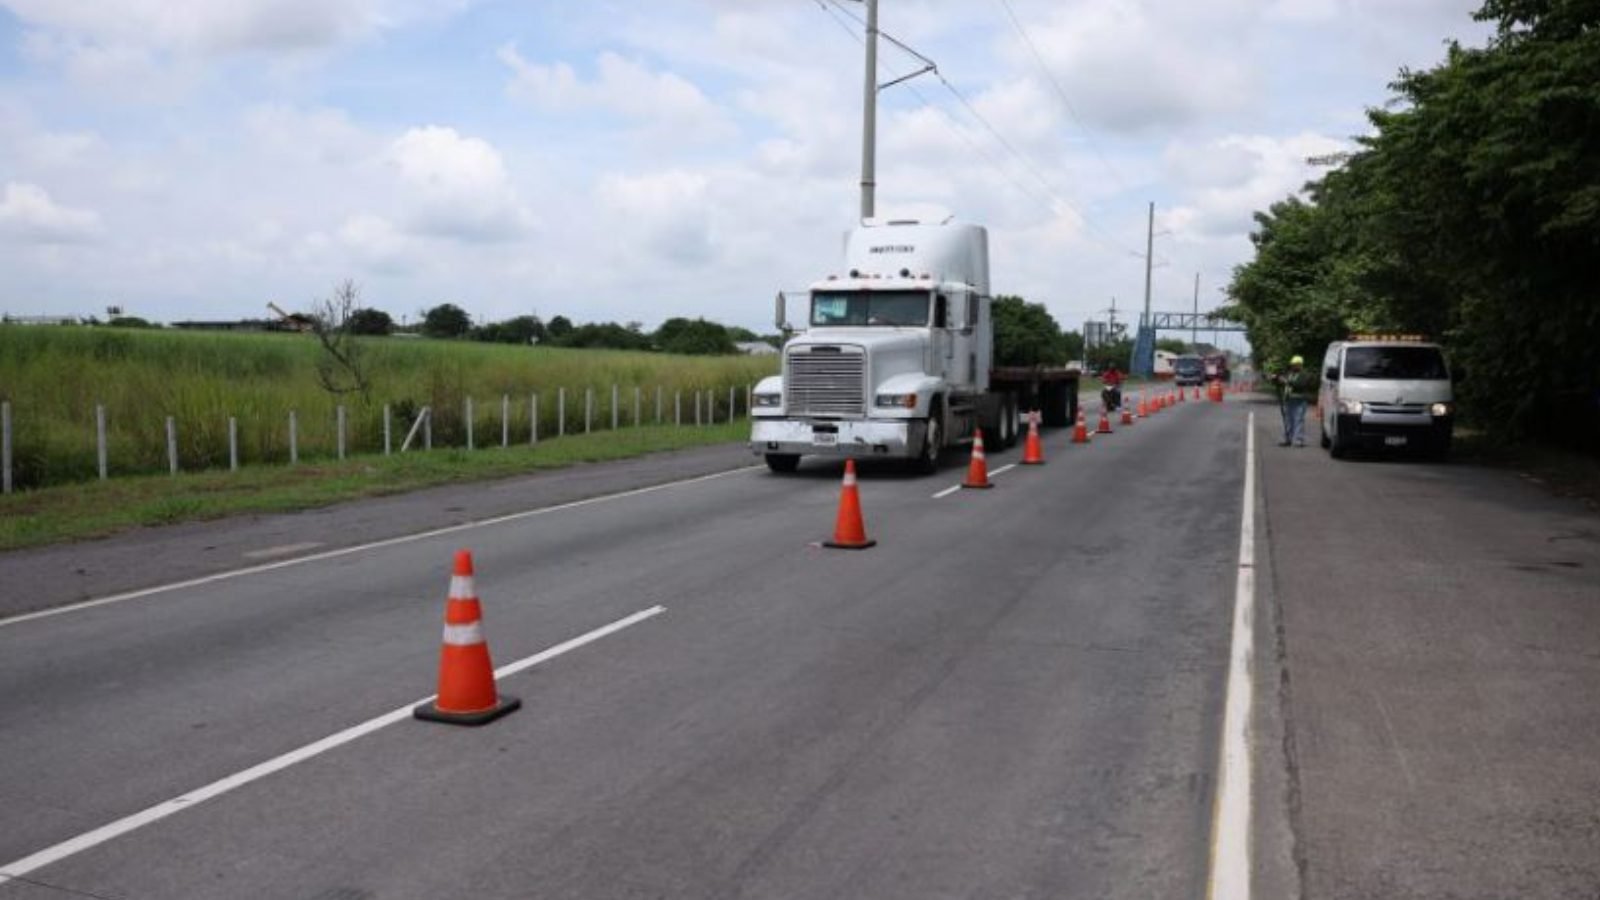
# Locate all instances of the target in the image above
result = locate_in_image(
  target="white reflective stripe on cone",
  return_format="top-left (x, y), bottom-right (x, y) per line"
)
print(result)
top-left (442, 621), bottom-right (485, 646)
top-left (842, 471), bottom-right (856, 487)
top-left (448, 575), bottom-right (476, 599)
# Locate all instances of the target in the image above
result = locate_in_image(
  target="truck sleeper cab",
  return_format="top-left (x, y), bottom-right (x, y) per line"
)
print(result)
top-left (1319, 337), bottom-right (1455, 460)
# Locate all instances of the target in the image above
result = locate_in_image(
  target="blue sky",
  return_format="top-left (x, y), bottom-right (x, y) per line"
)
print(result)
top-left (0, 0), bottom-right (1489, 343)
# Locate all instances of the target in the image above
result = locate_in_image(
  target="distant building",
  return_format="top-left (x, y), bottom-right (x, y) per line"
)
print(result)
top-left (737, 341), bottom-right (779, 355)
top-left (1, 314), bottom-right (81, 326)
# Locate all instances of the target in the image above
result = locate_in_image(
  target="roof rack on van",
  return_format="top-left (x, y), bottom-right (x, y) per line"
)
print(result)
top-left (1347, 333), bottom-right (1430, 342)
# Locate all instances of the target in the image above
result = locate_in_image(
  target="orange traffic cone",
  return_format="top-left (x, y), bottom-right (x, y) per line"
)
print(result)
top-left (963, 428), bottom-right (994, 489)
top-left (1137, 393), bottom-right (1148, 418)
top-left (1021, 411), bottom-right (1046, 463)
top-left (414, 550), bottom-right (522, 726)
top-left (825, 459), bottom-right (876, 549)
top-left (1177, 386), bottom-right (1186, 403)
top-left (1121, 403), bottom-right (1134, 425)
top-left (1096, 404), bottom-right (1114, 434)
top-left (1193, 385), bottom-right (1202, 401)
top-left (1072, 407), bottom-right (1090, 444)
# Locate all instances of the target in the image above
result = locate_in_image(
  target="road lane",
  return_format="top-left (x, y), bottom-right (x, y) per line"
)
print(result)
top-left (1253, 403), bottom-right (1600, 899)
top-left (2, 398), bottom-right (1248, 898)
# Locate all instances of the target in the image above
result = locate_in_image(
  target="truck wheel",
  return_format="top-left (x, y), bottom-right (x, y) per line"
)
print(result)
top-left (914, 403), bottom-right (943, 474)
top-left (765, 453), bottom-right (800, 473)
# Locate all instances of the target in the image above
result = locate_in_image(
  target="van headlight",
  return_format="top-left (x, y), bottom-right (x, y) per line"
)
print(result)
top-left (753, 392), bottom-right (782, 408)
top-left (1340, 399), bottom-right (1364, 415)
top-left (1430, 402), bottom-right (1453, 416)
top-left (875, 392), bottom-right (918, 409)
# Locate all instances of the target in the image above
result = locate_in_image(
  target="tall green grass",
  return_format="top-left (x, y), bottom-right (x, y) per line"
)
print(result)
top-left (0, 326), bottom-right (777, 489)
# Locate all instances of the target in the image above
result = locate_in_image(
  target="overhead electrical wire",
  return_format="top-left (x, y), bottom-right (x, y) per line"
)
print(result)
top-left (812, 0), bottom-right (1143, 260)
top-left (992, 0), bottom-right (1130, 194)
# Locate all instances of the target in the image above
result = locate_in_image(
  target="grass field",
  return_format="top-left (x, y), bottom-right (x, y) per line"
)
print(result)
top-left (0, 421), bottom-right (752, 551)
top-left (0, 326), bottom-right (777, 490)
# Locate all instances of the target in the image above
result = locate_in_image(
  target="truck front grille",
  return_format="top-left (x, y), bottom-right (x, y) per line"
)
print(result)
top-left (786, 346), bottom-right (865, 416)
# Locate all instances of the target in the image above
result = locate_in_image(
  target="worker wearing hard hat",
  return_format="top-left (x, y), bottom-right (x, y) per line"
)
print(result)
top-left (1269, 355), bottom-right (1318, 447)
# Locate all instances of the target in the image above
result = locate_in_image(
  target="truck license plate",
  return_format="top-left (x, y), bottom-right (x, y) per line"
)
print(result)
top-left (1384, 436), bottom-right (1408, 446)
top-left (813, 432), bottom-right (837, 446)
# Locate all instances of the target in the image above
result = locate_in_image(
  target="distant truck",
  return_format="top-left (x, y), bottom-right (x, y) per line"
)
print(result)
top-left (1203, 353), bottom-right (1231, 383)
top-left (750, 219), bottom-right (1080, 473)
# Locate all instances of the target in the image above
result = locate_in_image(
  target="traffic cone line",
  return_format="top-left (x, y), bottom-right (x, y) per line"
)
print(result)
top-left (1021, 411), bottom-right (1046, 464)
top-left (414, 549), bottom-right (522, 727)
top-left (1096, 404), bottom-right (1113, 434)
top-left (963, 428), bottom-right (994, 489)
top-left (1121, 403), bottom-right (1134, 426)
top-left (824, 459), bottom-right (876, 549)
top-left (1137, 393), bottom-right (1148, 418)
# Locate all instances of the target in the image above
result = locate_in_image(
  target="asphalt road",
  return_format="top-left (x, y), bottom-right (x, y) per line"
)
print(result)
top-left (1, 395), bottom-right (1248, 899)
top-left (4, 391), bottom-right (1597, 898)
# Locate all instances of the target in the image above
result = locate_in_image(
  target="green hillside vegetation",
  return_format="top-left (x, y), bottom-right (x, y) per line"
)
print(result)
top-left (1227, 0), bottom-right (1599, 449)
top-left (0, 326), bottom-right (777, 489)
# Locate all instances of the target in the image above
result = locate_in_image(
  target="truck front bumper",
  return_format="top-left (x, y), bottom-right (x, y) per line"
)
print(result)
top-left (750, 418), bottom-right (924, 459)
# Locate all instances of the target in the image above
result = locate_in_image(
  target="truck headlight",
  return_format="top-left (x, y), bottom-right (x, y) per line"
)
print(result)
top-left (874, 393), bottom-right (918, 409)
top-left (753, 393), bottom-right (782, 408)
top-left (1340, 399), bottom-right (1364, 415)
top-left (1430, 402), bottom-right (1453, 416)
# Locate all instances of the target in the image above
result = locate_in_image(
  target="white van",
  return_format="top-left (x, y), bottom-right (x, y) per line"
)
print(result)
top-left (1319, 336), bottom-right (1456, 459)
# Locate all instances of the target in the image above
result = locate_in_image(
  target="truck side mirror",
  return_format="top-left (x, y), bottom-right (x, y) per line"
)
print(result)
top-left (1324, 366), bottom-right (1339, 381)
top-left (774, 292), bottom-right (786, 331)
top-left (934, 294), bottom-right (948, 329)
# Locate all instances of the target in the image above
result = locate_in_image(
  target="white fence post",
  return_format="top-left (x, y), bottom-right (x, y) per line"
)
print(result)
top-left (746, 384), bottom-right (753, 420)
top-left (656, 386), bottom-right (663, 424)
top-left (729, 386), bottom-right (737, 422)
top-left (2, 401), bottom-right (12, 494)
top-left (229, 416), bottom-right (239, 472)
top-left (531, 394), bottom-right (539, 445)
top-left (558, 388), bottom-right (566, 438)
top-left (585, 388), bottom-right (593, 434)
top-left (166, 416), bottom-right (178, 475)
top-left (502, 394), bottom-right (510, 448)
top-left (336, 405), bottom-right (347, 460)
top-left (695, 391), bottom-right (702, 426)
top-left (466, 397), bottom-right (475, 451)
top-left (383, 404), bottom-right (392, 456)
top-left (424, 408), bottom-right (432, 450)
top-left (634, 386), bottom-right (641, 428)
top-left (289, 410), bottom-right (299, 465)
top-left (96, 403), bottom-right (108, 480)
top-left (675, 391), bottom-right (682, 427)
top-left (611, 384), bottom-right (619, 431)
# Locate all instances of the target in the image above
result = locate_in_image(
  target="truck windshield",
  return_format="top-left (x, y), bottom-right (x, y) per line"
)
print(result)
top-left (810, 291), bottom-right (929, 327)
top-left (1344, 346), bottom-right (1448, 379)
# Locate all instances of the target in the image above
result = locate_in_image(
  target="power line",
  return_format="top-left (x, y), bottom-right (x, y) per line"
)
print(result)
top-left (811, 0), bottom-right (1142, 260)
top-left (992, 0), bottom-right (1129, 193)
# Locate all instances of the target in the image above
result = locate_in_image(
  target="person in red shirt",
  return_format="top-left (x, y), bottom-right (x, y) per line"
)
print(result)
top-left (1100, 363), bottom-right (1124, 411)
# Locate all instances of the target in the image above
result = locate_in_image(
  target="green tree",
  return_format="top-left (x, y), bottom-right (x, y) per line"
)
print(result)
top-left (991, 295), bottom-right (1071, 366)
top-left (347, 308), bottom-right (393, 336)
top-left (655, 317), bottom-right (736, 355)
top-left (421, 303), bottom-right (471, 339)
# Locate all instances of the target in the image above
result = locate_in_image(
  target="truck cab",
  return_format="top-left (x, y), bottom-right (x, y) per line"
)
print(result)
top-left (750, 219), bottom-right (999, 473)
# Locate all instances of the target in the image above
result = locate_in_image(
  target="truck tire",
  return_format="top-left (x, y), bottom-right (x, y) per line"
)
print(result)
top-left (765, 453), bottom-right (800, 473)
top-left (913, 401), bottom-right (943, 474)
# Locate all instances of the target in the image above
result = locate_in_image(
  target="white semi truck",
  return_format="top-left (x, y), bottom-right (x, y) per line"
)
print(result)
top-left (750, 218), bottom-right (1080, 473)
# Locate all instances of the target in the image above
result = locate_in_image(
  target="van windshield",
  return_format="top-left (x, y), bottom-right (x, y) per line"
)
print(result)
top-left (810, 291), bottom-right (929, 327)
top-left (1344, 346), bottom-right (1448, 380)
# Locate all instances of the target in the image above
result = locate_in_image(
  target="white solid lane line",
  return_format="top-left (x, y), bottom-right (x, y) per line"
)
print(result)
top-left (1206, 412), bottom-right (1256, 900)
top-left (931, 461), bottom-right (1021, 499)
top-left (0, 605), bottom-right (666, 885)
top-left (0, 466), bottom-right (759, 630)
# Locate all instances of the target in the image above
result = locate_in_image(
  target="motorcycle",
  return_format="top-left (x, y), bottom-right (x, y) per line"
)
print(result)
top-left (1101, 383), bottom-right (1122, 412)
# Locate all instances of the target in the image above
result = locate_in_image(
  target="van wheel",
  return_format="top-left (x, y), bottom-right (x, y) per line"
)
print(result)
top-left (765, 453), bottom-right (800, 473)
top-left (1329, 421), bottom-right (1349, 459)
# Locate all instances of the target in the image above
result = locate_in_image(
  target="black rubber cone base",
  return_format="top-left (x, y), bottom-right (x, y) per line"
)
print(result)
top-left (823, 538), bottom-right (876, 550)
top-left (413, 694), bottom-right (522, 726)
top-left (962, 481), bottom-right (995, 489)
top-left (1020, 459), bottom-right (1046, 465)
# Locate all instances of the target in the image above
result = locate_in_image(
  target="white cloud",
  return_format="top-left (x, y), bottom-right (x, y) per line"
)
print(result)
top-left (244, 105), bottom-right (374, 165)
top-left (2, 0), bottom-right (382, 54)
top-left (500, 46), bottom-right (735, 140)
top-left (1165, 131), bottom-right (1349, 240)
top-left (384, 126), bottom-right (533, 242)
top-left (596, 170), bottom-right (715, 265)
top-left (0, 182), bottom-right (104, 243)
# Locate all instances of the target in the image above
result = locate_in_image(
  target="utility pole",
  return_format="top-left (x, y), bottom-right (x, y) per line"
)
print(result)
top-left (1192, 272), bottom-right (1200, 350)
top-left (1142, 201), bottom-right (1154, 328)
top-left (859, 0), bottom-right (879, 220)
